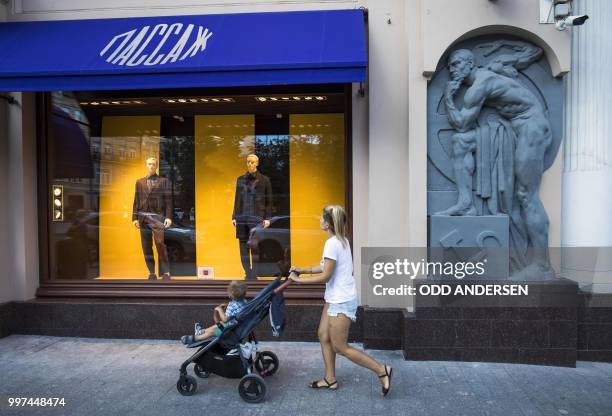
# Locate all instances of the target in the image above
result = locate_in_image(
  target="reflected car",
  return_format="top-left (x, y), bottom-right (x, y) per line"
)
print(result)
top-left (248, 215), bottom-right (321, 264)
top-left (66, 212), bottom-right (196, 262)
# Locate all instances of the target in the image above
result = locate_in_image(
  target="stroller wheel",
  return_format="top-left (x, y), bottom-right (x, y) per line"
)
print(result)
top-left (176, 375), bottom-right (197, 396)
top-left (255, 351), bottom-right (279, 377)
top-left (194, 364), bottom-right (210, 379)
top-left (238, 374), bottom-right (267, 403)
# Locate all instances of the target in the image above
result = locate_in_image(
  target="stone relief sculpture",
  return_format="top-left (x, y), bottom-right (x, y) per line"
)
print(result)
top-left (427, 38), bottom-right (563, 280)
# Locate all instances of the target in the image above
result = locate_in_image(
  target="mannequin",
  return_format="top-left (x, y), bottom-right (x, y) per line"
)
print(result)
top-left (232, 154), bottom-right (272, 280)
top-left (132, 157), bottom-right (173, 280)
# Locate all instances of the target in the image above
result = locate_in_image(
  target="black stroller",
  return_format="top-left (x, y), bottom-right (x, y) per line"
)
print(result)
top-left (176, 275), bottom-right (292, 403)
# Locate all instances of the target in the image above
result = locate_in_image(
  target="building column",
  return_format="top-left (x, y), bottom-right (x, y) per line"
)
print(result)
top-left (561, 0), bottom-right (612, 292)
top-left (5, 93), bottom-right (39, 301)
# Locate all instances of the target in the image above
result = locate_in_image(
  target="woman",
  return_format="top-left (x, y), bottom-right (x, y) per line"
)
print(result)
top-left (289, 205), bottom-right (392, 396)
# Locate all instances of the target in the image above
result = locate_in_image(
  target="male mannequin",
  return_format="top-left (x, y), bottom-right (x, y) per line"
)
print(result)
top-left (132, 157), bottom-right (173, 280)
top-left (232, 154), bottom-right (272, 280)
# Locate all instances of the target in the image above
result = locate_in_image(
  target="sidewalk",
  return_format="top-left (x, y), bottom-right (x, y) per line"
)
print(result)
top-left (0, 335), bottom-right (611, 416)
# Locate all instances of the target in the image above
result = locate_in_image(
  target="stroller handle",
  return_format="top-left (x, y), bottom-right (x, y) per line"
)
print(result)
top-left (273, 273), bottom-right (295, 295)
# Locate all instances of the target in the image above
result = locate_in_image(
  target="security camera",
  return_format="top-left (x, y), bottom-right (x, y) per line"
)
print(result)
top-left (555, 14), bottom-right (589, 30)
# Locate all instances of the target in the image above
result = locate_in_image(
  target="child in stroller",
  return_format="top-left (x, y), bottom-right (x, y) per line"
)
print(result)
top-left (176, 274), bottom-right (292, 403)
top-left (181, 280), bottom-right (247, 345)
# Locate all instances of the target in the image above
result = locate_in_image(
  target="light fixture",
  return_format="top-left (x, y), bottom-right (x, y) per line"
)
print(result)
top-left (162, 97), bottom-right (235, 104)
top-left (254, 95), bottom-right (327, 102)
top-left (52, 185), bottom-right (64, 222)
top-left (79, 100), bottom-right (147, 106)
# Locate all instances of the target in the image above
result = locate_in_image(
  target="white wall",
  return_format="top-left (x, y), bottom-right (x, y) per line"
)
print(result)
top-left (0, 1), bottom-right (7, 21)
top-left (7, 0), bottom-right (359, 21)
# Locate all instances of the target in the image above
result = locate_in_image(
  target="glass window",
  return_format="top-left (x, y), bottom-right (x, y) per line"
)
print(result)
top-left (45, 88), bottom-right (348, 282)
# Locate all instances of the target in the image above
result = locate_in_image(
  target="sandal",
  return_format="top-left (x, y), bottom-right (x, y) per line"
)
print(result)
top-left (309, 378), bottom-right (338, 390)
top-left (378, 365), bottom-right (393, 396)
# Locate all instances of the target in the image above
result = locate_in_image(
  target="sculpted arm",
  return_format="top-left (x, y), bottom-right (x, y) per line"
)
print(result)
top-left (445, 81), bottom-right (487, 132)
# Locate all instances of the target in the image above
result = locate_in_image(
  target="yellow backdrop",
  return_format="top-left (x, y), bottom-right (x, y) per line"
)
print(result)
top-left (99, 116), bottom-right (161, 279)
top-left (195, 115), bottom-right (255, 279)
top-left (289, 114), bottom-right (346, 267)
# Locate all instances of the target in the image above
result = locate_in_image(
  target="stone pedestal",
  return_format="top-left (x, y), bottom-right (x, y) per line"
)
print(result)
top-left (402, 278), bottom-right (581, 367)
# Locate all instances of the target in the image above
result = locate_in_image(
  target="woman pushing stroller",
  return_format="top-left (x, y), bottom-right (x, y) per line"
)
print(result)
top-left (289, 205), bottom-right (393, 396)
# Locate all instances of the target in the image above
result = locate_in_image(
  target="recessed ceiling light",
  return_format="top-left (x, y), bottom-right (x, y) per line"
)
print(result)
top-left (111, 101), bottom-right (120, 104)
top-left (101, 101), bottom-right (110, 105)
top-left (189, 99), bottom-right (198, 103)
top-left (167, 99), bottom-right (176, 103)
top-left (315, 96), bottom-right (325, 100)
top-left (223, 98), bottom-right (232, 102)
top-left (178, 99), bottom-right (186, 103)
top-left (304, 97), bottom-right (312, 100)
top-left (212, 98), bottom-right (220, 102)
top-left (91, 102), bottom-right (99, 105)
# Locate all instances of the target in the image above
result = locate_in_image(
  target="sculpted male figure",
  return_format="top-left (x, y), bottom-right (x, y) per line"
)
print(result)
top-left (437, 41), bottom-right (553, 277)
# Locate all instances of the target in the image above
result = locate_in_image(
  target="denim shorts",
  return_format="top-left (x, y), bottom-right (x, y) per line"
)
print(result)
top-left (327, 297), bottom-right (358, 322)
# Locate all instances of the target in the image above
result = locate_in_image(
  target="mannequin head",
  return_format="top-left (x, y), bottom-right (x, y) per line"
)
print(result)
top-left (246, 154), bottom-right (259, 174)
top-left (145, 157), bottom-right (158, 176)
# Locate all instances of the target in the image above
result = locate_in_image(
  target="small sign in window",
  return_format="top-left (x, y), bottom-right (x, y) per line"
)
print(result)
top-left (197, 266), bottom-right (215, 280)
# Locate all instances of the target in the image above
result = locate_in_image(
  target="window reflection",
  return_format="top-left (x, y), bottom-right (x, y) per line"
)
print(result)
top-left (48, 90), bottom-right (347, 281)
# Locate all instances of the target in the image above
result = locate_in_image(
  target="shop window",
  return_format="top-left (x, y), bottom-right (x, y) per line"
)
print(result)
top-left (44, 87), bottom-right (349, 282)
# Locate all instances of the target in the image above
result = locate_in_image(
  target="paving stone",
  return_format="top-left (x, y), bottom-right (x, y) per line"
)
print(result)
top-left (0, 335), bottom-right (611, 416)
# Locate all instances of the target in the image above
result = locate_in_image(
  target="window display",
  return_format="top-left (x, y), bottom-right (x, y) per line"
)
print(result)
top-left (46, 88), bottom-right (348, 281)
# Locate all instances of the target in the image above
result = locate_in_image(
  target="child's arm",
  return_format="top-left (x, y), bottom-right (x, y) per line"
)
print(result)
top-left (215, 305), bottom-right (229, 323)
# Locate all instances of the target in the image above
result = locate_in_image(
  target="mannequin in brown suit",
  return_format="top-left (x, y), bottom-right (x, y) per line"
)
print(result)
top-left (132, 157), bottom-right (173, 280)
top-left (232, 154), bottom-right (272, 280)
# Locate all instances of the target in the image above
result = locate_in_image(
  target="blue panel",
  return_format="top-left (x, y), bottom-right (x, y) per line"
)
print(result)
top-left (0, 10), bottom-right (366, 91)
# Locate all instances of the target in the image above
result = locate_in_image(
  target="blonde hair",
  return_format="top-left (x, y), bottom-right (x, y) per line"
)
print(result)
top-left (227, 280), bottom-right (247, 300)
top-left (145, 157), bottom-right (158, 165)
top-left (321, 205), bottom-right (349, 248)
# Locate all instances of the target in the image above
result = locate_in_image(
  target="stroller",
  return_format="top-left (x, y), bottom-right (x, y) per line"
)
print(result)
top-left (176, 275), bottom-right (292, 403)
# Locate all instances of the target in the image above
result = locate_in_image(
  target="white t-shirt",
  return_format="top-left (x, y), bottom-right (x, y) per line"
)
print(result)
top-left (321, 236), bottom-right (356, 303)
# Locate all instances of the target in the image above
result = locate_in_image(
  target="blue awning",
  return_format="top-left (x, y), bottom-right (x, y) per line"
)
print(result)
top-left (0, 9), bottom-right (366, 91)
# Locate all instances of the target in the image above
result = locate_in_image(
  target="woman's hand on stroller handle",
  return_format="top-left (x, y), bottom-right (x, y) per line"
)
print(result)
top-left (274, 272), bottom-right (297, 294)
